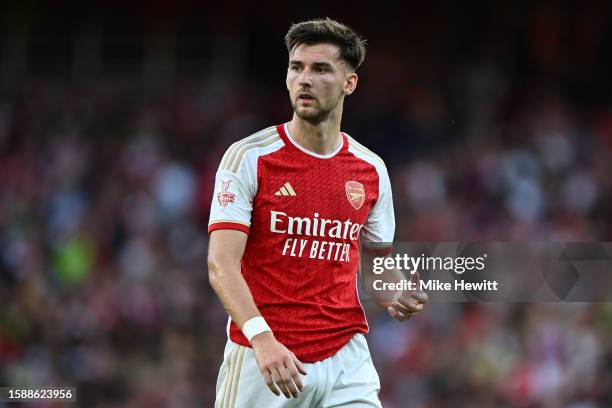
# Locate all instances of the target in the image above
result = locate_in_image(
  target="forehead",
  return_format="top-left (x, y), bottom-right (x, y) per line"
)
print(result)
top-left (290, 43), bottom-right (343, 64)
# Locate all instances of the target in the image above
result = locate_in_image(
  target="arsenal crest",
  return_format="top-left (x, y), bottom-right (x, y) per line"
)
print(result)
top-left (217, 179), bottom-right (236, 208)
top-left (345, 181), bottom-right (365, 210)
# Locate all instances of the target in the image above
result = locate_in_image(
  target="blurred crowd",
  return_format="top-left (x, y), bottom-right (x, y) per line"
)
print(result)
top-left (1, 2), bottom-right (612, 407)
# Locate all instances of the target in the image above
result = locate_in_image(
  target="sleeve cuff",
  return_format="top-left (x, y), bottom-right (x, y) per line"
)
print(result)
top-left (208, 222), bottom-right (250, 235)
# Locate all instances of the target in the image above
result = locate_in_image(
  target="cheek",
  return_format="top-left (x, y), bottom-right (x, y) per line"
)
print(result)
top-left (286, 76), bottom-right (297, 92)
top-left (325, 80), bottom-right (345, 98)
top-left (320, 77), bottom-right (342, 93)
top-left (286, 71), bottom-right (297, 83)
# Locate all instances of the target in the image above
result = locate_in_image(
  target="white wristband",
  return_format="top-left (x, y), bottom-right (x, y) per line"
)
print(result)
top-left (242, 317), bottom-right (272, 342)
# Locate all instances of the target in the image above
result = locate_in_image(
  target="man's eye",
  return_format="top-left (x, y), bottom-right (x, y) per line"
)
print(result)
top-left (290, 65), bottom-right (300, 71)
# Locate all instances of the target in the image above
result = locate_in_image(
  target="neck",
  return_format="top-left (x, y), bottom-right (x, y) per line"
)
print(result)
top-left (288, 106), bottom-right (343, 155)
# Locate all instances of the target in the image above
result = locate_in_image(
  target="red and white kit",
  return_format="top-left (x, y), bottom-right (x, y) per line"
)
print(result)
top-left (209, 123), bottom-right (395, 363)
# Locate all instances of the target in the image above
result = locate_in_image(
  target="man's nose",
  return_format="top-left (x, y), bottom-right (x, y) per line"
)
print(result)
top-left (298, 69), bottom-right (312, 87)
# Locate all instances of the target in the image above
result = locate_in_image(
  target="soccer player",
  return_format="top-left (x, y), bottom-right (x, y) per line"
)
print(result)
top-left (208, 18), bottom-right (428, 407)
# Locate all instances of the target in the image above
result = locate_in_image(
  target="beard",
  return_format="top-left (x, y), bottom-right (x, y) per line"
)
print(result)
top-left (291, 96), bottom-right (339, 125)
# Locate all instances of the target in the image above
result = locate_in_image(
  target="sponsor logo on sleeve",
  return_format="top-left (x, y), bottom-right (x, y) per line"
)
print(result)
top-left (217, 179), bottom-right (236, 208)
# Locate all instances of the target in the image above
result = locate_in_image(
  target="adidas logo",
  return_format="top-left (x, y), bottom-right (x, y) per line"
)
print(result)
top-left (274, 182), bottom-right (296, 196)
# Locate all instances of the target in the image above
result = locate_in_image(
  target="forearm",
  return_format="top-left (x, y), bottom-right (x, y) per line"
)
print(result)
top-left (360, 252), bottom-right (406, 303)
top-left (209, 261), bottom-right (263, 329)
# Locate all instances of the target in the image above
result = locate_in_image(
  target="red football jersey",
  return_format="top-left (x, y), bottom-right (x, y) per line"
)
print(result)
top-left (209, 123), bottom-right (395, 362)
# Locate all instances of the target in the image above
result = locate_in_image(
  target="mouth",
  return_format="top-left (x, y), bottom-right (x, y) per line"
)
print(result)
top-left (298, 93), bottom-right (315, 102)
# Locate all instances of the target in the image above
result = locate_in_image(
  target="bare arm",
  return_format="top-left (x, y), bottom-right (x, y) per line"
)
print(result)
top-left (207, 229), bottom-right (307, 398)
top-left (207, 229), bottom-right (259, 326)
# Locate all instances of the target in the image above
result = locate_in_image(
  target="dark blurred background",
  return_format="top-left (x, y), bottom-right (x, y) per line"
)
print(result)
top-left (1, 1), bottom-right (612, 407)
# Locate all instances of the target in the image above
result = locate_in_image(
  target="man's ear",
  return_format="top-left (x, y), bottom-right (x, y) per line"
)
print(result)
top-left (344, 72), bottom-right (358, 95)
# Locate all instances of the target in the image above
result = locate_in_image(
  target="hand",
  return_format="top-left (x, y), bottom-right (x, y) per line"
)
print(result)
top-left (250, 331), bottom-right (308, 398)
top-left (381, 271), bottom-right (429, 322)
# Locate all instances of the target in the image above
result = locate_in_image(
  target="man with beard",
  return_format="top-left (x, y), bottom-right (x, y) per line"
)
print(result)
top-left (208, 18), bottom-right (428, 407)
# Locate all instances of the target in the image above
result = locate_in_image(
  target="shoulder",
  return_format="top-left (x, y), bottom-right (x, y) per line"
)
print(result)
top-left (344, 132), bottom-right (388, 176)
top-left (218, 125), bottom-right (285, 174)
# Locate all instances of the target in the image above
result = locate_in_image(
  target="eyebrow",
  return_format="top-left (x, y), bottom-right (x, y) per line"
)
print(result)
top-left (289, 60), bottom-right (334, 68)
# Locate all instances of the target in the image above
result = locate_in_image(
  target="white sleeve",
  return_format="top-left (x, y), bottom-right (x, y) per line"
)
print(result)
top-left (208, 150), bottom-right (257, 235)
top-left (362, 166), bottom-right (395, 254)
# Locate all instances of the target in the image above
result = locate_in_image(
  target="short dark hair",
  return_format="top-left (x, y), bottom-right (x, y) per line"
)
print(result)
top-left (284, 18), bottom-right (367, 71)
